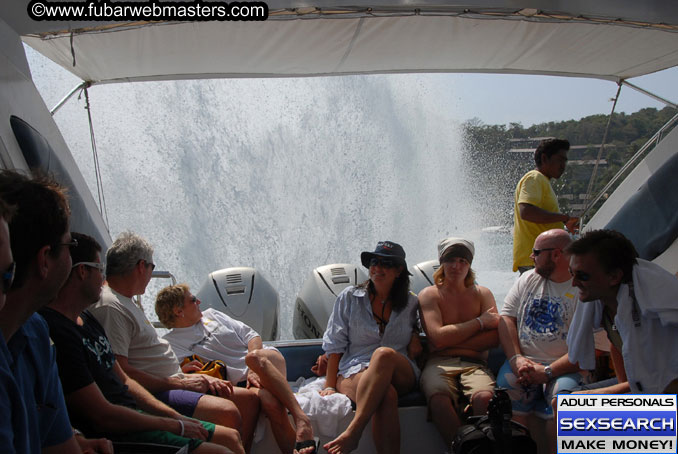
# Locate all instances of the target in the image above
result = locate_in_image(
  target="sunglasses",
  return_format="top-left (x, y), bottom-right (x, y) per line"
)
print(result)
top-left (138, 259), bottom-right (156, 271)
top-left (369, 257), bottom-right (398, 268)
top-left (60, 238), bottom-right (79, 249)
top-left (72, 261), bottom-right (105, 272)
top-left (569, 269), bottom-right (591, 282)
top-left (532, 247), bottom-right (558, 257)
top-left (2, 262), bottom-right (15, 293)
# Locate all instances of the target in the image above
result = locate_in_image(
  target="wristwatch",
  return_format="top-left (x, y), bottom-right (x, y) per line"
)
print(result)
top-left (544, 365), bottom-right (553, 380)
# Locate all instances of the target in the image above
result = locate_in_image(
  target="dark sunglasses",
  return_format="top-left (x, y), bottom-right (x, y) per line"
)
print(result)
top-left (532, 247), bottom-right (558, 257)
top-left (369, 257), bottom-right (398, 268)
top-left (60, 238), bottom-right (78, 249)
top-left (2, 262), bottom-right (15, 293)
top-left (137, 259), bottom-right (156, 271)
top-left (569, 269), bottom-right (591, 282)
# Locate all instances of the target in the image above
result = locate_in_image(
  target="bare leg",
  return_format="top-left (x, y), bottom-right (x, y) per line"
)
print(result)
top-left (206, 425), bottom-right (245, 454)
top-left (429, 393), bottom-right (462, 447)
top-left (246, 349), bottom-right (314, 452)
top-left (371, 385), bottom-right (400, 454)
top-left (228, 387), bottom-right (260, 453)
top-left (193, 394), bottom-right (243, 432)
top-left (255, 387), bottom-right (295, 454)
top-left (193, 443), bottom-right (230, 454)
top-left (324, 347), bottom-right (415, 454)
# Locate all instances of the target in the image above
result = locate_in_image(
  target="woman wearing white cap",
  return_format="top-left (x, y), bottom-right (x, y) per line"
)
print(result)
top-left (321, 241), bottom-right (421, 454)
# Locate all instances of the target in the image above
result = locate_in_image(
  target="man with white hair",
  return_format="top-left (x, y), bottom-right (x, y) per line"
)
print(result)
top-left (90, 231), bottom-right (259, 451)
top-left (418, 237), bottom-right (499, 447)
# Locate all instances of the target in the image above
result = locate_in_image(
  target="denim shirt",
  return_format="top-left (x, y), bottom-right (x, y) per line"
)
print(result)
top-left (322, 286), bottom-right (420, 380)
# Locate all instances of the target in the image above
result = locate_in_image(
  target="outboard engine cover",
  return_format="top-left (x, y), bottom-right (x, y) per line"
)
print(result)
top-left (293, 264), bottom-right (367, 339)
top-left (410, 259), bottom-right (439, 295)
top-left (196, 267), bottom-right (279, 341)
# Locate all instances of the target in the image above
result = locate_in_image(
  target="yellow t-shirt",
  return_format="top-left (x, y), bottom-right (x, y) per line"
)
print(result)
top-left (512, 170), bottom-right (563, 271)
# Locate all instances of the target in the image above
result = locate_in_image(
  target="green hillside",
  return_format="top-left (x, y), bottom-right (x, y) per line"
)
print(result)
top-left (462, 106), bottom-right (677, 228)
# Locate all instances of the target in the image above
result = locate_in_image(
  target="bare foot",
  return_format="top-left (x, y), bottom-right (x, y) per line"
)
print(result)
top-left (323, 429), bottom-right (361, 454)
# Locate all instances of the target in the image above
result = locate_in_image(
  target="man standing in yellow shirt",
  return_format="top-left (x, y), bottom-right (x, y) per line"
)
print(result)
top-left (513, 139), bottom-right (579, 274)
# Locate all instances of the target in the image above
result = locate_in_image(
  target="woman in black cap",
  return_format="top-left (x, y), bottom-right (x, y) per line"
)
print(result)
top-left (321, 241), bottom-right (421, 454)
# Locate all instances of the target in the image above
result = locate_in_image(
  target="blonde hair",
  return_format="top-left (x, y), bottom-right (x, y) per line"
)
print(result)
top-left (433, 265), bottom-right (476, 288)
top-left (155, 283), bottom-right (190, 328)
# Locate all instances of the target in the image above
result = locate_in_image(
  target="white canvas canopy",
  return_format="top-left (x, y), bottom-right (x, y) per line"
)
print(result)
top-left (10, 0), bottom-right (678, 84)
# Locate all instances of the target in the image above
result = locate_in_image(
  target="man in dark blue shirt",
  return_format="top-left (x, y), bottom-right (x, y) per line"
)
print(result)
top-left (0, 171), bottom-right (80, 453)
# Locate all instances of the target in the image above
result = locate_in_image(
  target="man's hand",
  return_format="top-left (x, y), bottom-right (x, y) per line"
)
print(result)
top-left (520, 363), bottom-right (549, 385)
top-left (311, 354), bottom-right (328, 377)
top-left (202, 374), bottom-right (234, 397)
top-left (565, 216), bottom-right (580, 233)
top-left (181, 374), bottom-right (233, 397)
top-left (173, 417), bottom-right (208, 440)
top-left (181, 359), bottom-right (204, 373)
top-left (479, 310), bottom-right (500, 330)
top-left (510, 355), bottom-right (536, 382)
top-left (246, 370), bottom-right (262, 389)
top-left (180, 374), bottom-right (212, 393)
top-left (75, 435), bottom-right (114, 454)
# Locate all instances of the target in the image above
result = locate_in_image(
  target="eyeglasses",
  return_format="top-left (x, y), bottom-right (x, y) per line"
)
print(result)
top-left (138, 259), bottom-right (156, 271)
top-left (2, 262), bottom-right (15, 293)
top-left (72, 261), bottom-right (105, 272)
top-left (569, 269), bottom-right (591, 282)
top-left (532, 247), bottom-right (558, 257)
top-left (369, 257), bottom-right (398, 268)
top-left (60, 238), bottom-right (78, 249)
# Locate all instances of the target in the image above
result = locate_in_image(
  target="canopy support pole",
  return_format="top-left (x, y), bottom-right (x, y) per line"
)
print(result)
top-left (50, 81), bottom-right (89, 115)
top-left (580, 82), bottom-right (622, 223)
top-left (622, 80), bottom-right (678, 109)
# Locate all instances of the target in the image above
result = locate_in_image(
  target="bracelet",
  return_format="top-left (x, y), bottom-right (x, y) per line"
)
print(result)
top-left (178, 419), bottom-right (185, 437)
top-left (325, 386), bottom-right (336, 391)
top-left (509, 354), bottom-right (523, 363)
top-left (476, 317), bottom-right (484, 330)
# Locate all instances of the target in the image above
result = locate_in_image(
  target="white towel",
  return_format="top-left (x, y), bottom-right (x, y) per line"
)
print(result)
top-left (293, 376), bottom-right (353, 437)
top-left (567, 299), bottom-right (602, 370)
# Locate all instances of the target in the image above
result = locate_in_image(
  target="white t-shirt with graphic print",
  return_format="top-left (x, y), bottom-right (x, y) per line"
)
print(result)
top-left (501, 270), bottom-right (579, 364)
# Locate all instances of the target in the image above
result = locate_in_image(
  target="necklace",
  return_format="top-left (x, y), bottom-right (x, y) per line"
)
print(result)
top-left (372, 297), bottom-right (388, 336)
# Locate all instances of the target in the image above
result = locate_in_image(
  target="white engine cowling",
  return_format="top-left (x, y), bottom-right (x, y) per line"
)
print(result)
top-left (293, 263), bottom-right (368, 339)
top-left (409, 259), bottom-right (439, 296)
top-left (196, 267), bottom-right (279, 341)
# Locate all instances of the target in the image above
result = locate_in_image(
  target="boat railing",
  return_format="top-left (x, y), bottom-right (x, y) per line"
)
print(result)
top-left (580, 110), bottom-right (678, 228)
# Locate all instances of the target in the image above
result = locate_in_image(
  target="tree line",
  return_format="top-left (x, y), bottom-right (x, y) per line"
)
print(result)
top-left (462, 106), bottom-right (677, 227)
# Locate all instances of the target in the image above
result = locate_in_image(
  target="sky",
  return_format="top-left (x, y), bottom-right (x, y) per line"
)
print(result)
top-left (426, 67), bottom-right (678, 127)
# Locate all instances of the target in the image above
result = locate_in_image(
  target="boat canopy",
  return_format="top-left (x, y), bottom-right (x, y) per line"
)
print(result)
top-left (10, 0), bottom-right (678, 84)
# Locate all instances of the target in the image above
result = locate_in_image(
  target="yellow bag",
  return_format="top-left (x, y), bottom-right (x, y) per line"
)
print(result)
top-left (181, 354), bottom-right (228, 380)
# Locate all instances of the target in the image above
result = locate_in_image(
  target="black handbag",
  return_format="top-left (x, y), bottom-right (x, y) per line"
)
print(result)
top-left (451, 389), bottom-right (537, 454)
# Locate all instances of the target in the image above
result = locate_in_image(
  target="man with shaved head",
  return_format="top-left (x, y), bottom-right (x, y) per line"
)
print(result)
top-left (498, 229), bottom-right (585, 453)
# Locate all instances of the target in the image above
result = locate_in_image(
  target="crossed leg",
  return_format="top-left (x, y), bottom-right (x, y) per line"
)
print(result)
top-left (323, 347), bottom-right (416, 454)
top-left (245, 349), bottom-right (315, 454)
top-left (192, 390), bottom-right (259, 453)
